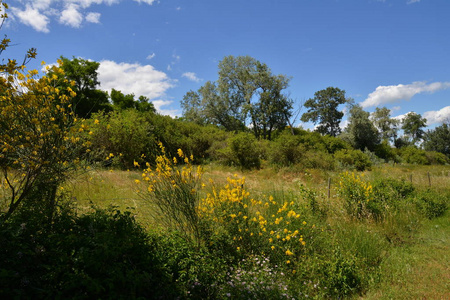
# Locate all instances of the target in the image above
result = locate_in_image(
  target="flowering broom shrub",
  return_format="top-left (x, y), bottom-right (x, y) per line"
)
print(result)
top-left (336, 172), bottom-right (375, 219)
top-left (1, 60), bottom-right (90, 222)
top-left (198, 175), bottom-right (310, 268)
top-left (139, 144), bottom-right (203, 244)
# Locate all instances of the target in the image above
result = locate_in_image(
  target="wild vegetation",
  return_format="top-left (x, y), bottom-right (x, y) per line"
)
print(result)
top-left (1, 2), bottom-right (449, 298)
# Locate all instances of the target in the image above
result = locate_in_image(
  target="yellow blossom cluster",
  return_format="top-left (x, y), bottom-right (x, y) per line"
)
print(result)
top-left (337, 171), bottom-right (374, 218)
top-left (198, 175), bottom-right (307, 263)
top-left (1, 61), bottom-right (90, 217)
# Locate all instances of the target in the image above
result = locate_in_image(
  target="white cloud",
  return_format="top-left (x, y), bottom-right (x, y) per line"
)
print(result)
top-left (146, 53), bottom-right (156, 60)
top-left (407, 0), bottom-right (420, 4)
top-left (59, 4), bottom-right (83, 28)
top-left (10, 0), bottom-right (155, 32)
top-left (176, 6), bottom-right (181, 11)
top-left (86, 12), bottom-right (101, 23)
top-left (133, 0), bottom-right (157, 5)
top-left (362, 81), bottom-right (450, 108)
top-left (423, 106), bottom-right (450, 125)
top-left (11, 5), bottom-right (50, 33)
top-left (97, 60), bottom-right (175, 107)
top-left (182, 72), bottom-right (201, 82)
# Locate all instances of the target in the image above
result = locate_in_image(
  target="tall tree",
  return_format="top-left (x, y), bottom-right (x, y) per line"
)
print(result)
top-left (342, 104), bottom-right (380, 151)
top-left (371, 107), bottom-right (399, 142)
top-left (423, 122), bottom-right (450, 157)
top-left (401, 112), bottom-right (427, 144)
top-left (181, 55), bottom-right (293, 138)
top-left (301, 87), bottom-right (348, 137)
top-left (55, 56), bottom-right (111, 118)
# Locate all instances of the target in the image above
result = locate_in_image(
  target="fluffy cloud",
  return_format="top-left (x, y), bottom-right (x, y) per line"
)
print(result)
top-left (59, 4), bottom-right (83, 28)
top-left (407, 0), bottom-right (420, 4)
top-left (182, 72), bottom-right (201, 82)
top-left (146, 53), bottom-right (156, 60)
top-left (361, 81), bottom-right (450, 108)
top-left (134, 0), bottom-right (157, 4)
top-left (10, 0), bottom-right (155, 32)
top-left (423, 106), bottom-right (450, 125)
top-left (97, 60), bottom-right (176, 114)
top-left (11, 5), bottom-right (50, 33)
top-left (86, 12), bottom-right (101, 23)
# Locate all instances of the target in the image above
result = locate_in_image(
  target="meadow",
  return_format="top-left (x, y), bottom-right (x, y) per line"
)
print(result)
top-left (60, 160), bottom-right (449, 299)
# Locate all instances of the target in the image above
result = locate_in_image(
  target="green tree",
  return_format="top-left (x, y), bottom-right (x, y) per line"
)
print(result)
top-left (110, 89), bottom-right (156, 113)
top-left (371, 107), bottom-right (399, 142)
top-left (55, 56), bottom-right (111, 118)
top-left (181, 55), bottom-right (292, 138)
top-left (423, 122), bottom-right (450, 157)
top-left (301, 87), bottom-right (348, 137)
top-left (401, 112), bottom-right (427, 144)
top-left (341, 104), bottom-right (380, 151)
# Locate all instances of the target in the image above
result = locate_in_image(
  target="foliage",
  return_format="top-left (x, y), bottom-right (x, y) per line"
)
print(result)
top-left (301, 86), bottom-right (348, 137)
top-left (423, 122), bottom-right (450, 157)
top-left (53, 56), bottom-right (111, 118)
top-left (182, 55), bottom-right (293, 139)
top-left (401, 112), bottom-right (427, 145)
top-left (216, 132), bottom-right (261, 169)
top-left (199, 175), bottom-right (313, 268)
top-left (140, 145), bottom-right (203, 244)
top-left (398, 146), bottom-right (430, 165)
top-left (371, 106), bottom-right (399, 142)
top-left (413, 189), bottom-right (448, 219)
top-left (337, 172), bottom-right (374, 219)
top-left (0, 203), bottom-right (177, 299)
top-left (1, 61), bottom-right (88, 222)
top-left (334, 149), bottom-right (372, 171)
top-left (110, 88), bottom-right (156, 113)
top-left (342, 103), bottom-right (380, 151)
top-left (87, 110), bottom-right (156, 169)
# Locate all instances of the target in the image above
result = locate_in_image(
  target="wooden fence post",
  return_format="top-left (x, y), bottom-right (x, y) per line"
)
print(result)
top-left (328, 178), bottom-right (331, 200)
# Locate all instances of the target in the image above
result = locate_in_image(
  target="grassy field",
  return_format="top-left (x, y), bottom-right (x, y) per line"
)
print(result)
top-left (64, 163), bottom-right (450, 299)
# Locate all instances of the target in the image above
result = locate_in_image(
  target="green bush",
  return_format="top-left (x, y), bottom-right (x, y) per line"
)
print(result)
top-left (413, 189), bottom-right (448, 219)
top-left (399, 146), bottom-right (429, 165)
top-left (0, 202), bottom-right (178, 299)
top-left (334, 149), bottom-right (372, 171)
top-left (217, 132), bottom-right (261, 169)
top-left (425, 151), bottom-right (449, 165)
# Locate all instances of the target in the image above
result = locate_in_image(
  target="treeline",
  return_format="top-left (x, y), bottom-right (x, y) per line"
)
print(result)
top-left (57, 54), bottom-right (449, 170)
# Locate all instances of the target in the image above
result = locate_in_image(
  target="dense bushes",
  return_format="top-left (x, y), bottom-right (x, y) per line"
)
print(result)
top-left (0, 203), bottom-right (178, 299)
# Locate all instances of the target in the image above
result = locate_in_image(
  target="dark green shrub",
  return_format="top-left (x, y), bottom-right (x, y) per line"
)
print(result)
top-left (0, 203), bottom-right (178, 299)
top-left (413, 189), bottom-right (448, 219)
top-left (334, 149), bottom-right (372, 171)
top-left (425, 151), bottom-right (449, 165)
top-left (269, 132), bottom-right (304, 166)
top-left (399, 146), bottom-right (429, 165)
top-left (218, 132), bottom-right (261, 169)
top-left (374, 140), bottom-right (399, 162)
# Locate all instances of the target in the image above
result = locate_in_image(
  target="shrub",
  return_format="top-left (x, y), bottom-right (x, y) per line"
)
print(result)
top-left (336, 172), bottom-right (374, 219)
top-left (334, 149), bottom-right (372, 171)
top-left (0, 203), bottom-right (177, 299)
top-left (413, 189), bottom-right (448, 219)
top-left (398, 146), bottom-right (429, 165)
top-left (217, 132), bottom-right (261, 169)
top-left (425, 151), bottom-right (449, 165)
top-left (0, 61), bottom-right (88, 222)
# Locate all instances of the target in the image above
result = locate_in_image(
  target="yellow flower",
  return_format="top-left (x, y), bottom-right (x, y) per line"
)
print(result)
top-left (286, 249), bottom-right (294, 256)
top-left (133, 160), bottom-right (140, 167)
top-left (177, 148), bottom-right (183, 157)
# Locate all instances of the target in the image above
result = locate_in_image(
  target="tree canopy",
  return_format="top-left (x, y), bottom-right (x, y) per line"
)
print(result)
top-left (181, 55), bottom-right (293, 139)
top-left (301, 87), bottom-right (348, 137)
top-left (401, 112), bottom-right (427, 144)
top-left (54, 56), bottom-right (111, 118)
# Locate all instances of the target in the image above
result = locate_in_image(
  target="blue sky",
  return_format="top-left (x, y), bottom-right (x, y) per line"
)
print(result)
top-left (5, 0), bottom-right (450, 129)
